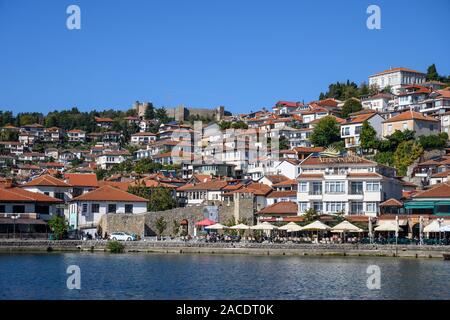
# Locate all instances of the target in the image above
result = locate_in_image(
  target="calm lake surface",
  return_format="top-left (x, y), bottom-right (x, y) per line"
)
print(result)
top-left (0, 253), bottom-right (449, 300)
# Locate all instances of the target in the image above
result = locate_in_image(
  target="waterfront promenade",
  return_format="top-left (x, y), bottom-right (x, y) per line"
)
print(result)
top-left (1, 240), bottom-right (450, 259)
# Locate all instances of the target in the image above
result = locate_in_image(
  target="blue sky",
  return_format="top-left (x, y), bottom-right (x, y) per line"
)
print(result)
top-left (0, 0), bottom-right (449, 115)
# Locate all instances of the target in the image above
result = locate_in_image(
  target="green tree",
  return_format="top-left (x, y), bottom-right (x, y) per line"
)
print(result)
top-left (148, 187), bottom-right (177, 211)
top-left (154, 216), bottom-right (167, 240)
top-left (393, 140), bottom-right (423, 176)
top-left (279, 136), bottom-right (290, 150)
top-left (426, 64), bottom-right (439, 81)
top-left (155, 107), bottom-right (170, 123)
top-left (374, 151), bottom-right (394, 167)
top-left (342, 99), bottom-right (362, 118)
top-left (359, 121), bottom-right (379, 152)
top-left (48, 215), bottom-right (68, 240)
top-left (418, 133), bottom-right (448, 150)
top-left (303, 208), bottom-right (319, 223)
top-left (144, 103), bottom-right (155, 120)
top-left (172, 219), bottom-right (180, 236)
top-left (310, 116), bottom-right (341, 147)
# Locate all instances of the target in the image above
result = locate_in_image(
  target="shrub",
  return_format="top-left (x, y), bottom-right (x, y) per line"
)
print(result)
top-left (107, 240), bottom-right (124, 253)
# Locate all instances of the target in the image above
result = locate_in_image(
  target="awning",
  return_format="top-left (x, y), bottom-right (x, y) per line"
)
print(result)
top-left (195, 218), bottom-right (216, 227)
top-left (404, 202), bottom-right (435, 210)
top-left (230, 223), bottom-right (250, 230)
top-left (0, 218), bottom-right (47, 225)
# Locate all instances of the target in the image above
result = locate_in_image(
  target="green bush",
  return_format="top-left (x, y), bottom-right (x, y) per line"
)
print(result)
top-left (107, 240), bottom-right (124, 254)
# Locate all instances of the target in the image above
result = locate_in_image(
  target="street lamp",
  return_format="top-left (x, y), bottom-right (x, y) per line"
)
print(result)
top-left (438, 218), bottom-right (444, 244)
top-left (5, 213), bottom-right (20, 239)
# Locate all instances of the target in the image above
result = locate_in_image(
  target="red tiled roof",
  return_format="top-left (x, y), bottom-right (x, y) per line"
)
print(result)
top-left (262, 175), bottom-right (289, 184)
top-left (95, 117), bottom-right (113, 122)
top-left (24, 174), bottom-right (72, 187)
top-left (272, 179), bottom-right (297, 187)
top-left (431, 170), bottom-right (450, 178)
top-left (177, 180), bottom-right (229, 191)
top-left (383, 110), bottom-right (439, 123)
top-left (64, 173), bottom-right (99, 187)
top-left (412, 183), bottom-right (450, 199)
top-left (370, 67), bottom-right (425, 77)
top-left (72, 185), bottom-right (148, 202)
top-left (257, 201), bottom-right (298, 215)
top-left (380, 198), bottom-right (403, 207)
top-left (266, 190), bottom-right (297, 198)
top-left (0, 187), bottom-right (63, 203)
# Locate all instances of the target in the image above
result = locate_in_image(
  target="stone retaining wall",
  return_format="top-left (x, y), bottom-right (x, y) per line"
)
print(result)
top-left (1, 240), bottom-right (450, 258)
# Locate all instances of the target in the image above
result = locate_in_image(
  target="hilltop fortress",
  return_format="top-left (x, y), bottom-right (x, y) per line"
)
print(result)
top-left (133, 101), bottom-right (227, 122)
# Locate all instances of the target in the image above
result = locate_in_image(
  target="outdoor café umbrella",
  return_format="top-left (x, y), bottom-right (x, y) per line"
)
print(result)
top-left (424, 220), bottom-right (442, 233)
top-left (230, 223), bottom-right (251, 230)
top-left (278, 222), bottom-right (303, 232)
top-left (331, 221), bottom-right (363, 233)
top-left (301, 220), bottom-right (331, 231)
top-left (331, 220), bottom-right (363, 243)
top-left (440, 224), bottom-right (450, 232)
top-left (250, 222), bottom-right (278, 230)
top-left (374, 221), bottom-right (403, 232)
top-left (204, 223), bottom-right (228, 230)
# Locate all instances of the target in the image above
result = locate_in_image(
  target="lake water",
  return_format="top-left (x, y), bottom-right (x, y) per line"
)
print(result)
top-left (0, 253), bottom-right (449, 300)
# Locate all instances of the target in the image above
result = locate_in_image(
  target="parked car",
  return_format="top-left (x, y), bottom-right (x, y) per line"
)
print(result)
top-left (109, 232), bottom-right (136, 241)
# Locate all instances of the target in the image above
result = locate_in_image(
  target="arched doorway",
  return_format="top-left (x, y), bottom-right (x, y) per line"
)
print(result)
top-left (411, 223), bottom-right (420, 240)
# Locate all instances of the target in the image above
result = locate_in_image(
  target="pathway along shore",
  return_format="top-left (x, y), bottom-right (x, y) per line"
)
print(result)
top-left (1, 240), bottom-right (450, 259)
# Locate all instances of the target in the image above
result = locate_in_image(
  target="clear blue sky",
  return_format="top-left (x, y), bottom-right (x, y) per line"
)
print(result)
top-left (1, 0), bottom-right (449, 115)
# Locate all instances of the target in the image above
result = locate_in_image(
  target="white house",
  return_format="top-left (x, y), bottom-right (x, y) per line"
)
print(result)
top-left (361, 93), bottom-right (394, 112)
top-left (68, 185), bottom-right (148, 236)
top-left (96, 150), bottom-right (130, 170)
top-left (340, 111), bottom-right (384, 150)
top-left (67, 130), bottom-right (86, 142)
top-left (131, 132), bottom-right (157, 145)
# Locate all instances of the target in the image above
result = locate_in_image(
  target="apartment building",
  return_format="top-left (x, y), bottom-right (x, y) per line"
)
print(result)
top-left (368, 67), bottom-right (426, 94)
top-left (296, 154), bottom-right (403, 216)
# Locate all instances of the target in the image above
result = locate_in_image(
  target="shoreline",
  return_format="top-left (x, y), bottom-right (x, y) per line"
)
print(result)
top-left (1, 240), bottom-right (450, 259)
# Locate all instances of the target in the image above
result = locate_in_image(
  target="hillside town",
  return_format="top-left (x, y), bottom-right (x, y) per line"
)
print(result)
top-left (1, 65), bottom-right (450, 243)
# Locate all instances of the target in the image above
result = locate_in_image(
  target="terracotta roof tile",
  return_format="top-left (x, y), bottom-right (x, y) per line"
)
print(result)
top-left (64, 173), bottom-right (99, 187)
top-left (412, 183), bottom-right (450, 198)
top-left (0, 187), bottom-right (63, 203)
top-left (257, 201), bottom-right (298, 215)
top-left (24, 174), bottom-right (72, 187)
top-left (384, 110), bottom-right (439, 123)
top-left (72, 185), bottom-right (148, 202)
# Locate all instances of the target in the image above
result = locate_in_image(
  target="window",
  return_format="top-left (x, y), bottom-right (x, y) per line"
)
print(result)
top-left (402, 122), bottom-right (408, 130)
top-left (436, 205), bottom-right (450, 214)
top-left (12, 205), bottom-right (25, 214)
top-left (366, 181), bottom-right (380, 192)
top-left (125, 204), bottom-right (133, 214)
top-left (108, 204), bottom-right (117, 213)
top-left (298, 202), bottom-right (308, 213)
top-left (355, 126), bottom-right (362, 135)
top-left (313, 202), bottom-right (323, 213)
top-left (342, 127), bottom-right (350, 136)
top-left (387, 124), bottom-right (392, 133)
top-left (326, 202), bottom-right (346, 213)
top-left (0, 205), bottom-right (5, 213)
top-left (350, 202), bottom-right (363, 214)
top-left (350, 182), bottom-right (363, 194)
top-left (91, 204), bottom-right (100, 213)
top-left (310, 182), bottom-right (322, 195)
top-left (35, 205), bottom-right (49, 214)
top-left (366, 202), bottom-right (378, 213)
top-left (82, 203), bottom-right (88, 213)
top-left (298, 182), bottom-right (308, 192)
top-left (325, 181), bottom-right (345, 194)
top-left (55, 192), bottom-right (65, 200)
